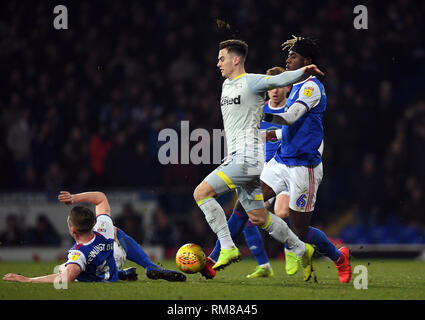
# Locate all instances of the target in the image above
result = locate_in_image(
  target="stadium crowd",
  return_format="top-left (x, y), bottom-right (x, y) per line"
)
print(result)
top-left (1, 0), bottom-right (425, 249)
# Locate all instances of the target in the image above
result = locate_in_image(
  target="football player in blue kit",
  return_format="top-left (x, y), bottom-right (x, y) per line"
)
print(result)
top-left (261, 36), bottom-right (352, 283)
top-left (3, 191), bottom-right (186, 283)
top-left (3, 191), bottom-right (119, 283)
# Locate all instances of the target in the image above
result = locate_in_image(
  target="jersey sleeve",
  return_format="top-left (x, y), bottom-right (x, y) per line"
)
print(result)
top-left (246, 69), bottom-right (305, 94)
top-left (65, 249), bottom-right (86, 271)
top-left (294, 81), bottom-right (321, 111)
top-left (93, 214), bottom-right (115, 240)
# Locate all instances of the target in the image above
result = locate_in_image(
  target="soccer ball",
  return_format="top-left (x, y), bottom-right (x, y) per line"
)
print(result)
top-left (175, 243), bottom-right (206, 274)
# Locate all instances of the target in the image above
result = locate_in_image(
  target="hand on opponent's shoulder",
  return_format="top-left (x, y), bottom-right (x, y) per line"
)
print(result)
top-left (303, 64), bottom-right (324, 77)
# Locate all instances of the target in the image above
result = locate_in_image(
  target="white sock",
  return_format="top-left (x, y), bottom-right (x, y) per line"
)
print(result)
top-left (198, 197), bottom-right (235, 249)
top-left (291, 241), bottom-right (306, 258)
top-left (262, 213), bottom-right (305, 257)
top-left (259, 262), bottom-right (271, 269)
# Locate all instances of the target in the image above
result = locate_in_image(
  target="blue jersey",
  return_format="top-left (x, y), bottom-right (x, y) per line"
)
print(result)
top-left (261, 100), bottom-right (284, 162)
top-left (275, 76), bottom-right (326, 166)
top-left (65, 215), bottom-right (118, 282)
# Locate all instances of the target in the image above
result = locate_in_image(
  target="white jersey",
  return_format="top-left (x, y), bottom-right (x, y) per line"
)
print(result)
top-left (220, 69), bottom-right (305, 155)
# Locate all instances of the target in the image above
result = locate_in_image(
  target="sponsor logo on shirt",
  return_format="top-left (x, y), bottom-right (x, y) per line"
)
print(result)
top-left (220, 95), bottom-right (241, 106)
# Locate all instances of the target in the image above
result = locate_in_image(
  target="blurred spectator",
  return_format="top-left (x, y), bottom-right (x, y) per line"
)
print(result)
top-left (22, 164), bottom-right (43, 189)
top-left (6, 108), bottom-right (33, 165)
top-left (351, 154), bottom-right (384, 228)
top-left (44, 162), bottom-right (64, 192)
top-left (400, 177), bottom-right (425, 228)
top-left (103, 130), bottom-right (134, 186)
top-left (405, 108), bottom-right (425, 181)
top-left (114, 203), bottom-right (144, 244)
top-left (24, 214), bottom-right (61, 246)
top-left (6, 108), bottom-right (33, 184)
top-left (385, 100), bottom-right (425, 226)
top-left (61, 126), bottom-right (92, 188)
top-left (31, 121), bottom-right (61, 177)
top-left (0, 1), bottom-right (425, 245)
top-left (89, 123), bottom-right (113, 186)
top-left (146, 206), bottom-right (180, 250)
top-left (169, 51), bottom-right (199, 81)
top-left (126, 139), bottom-right (160, 187)
top-left (0, 214), bottom-right (24, 246)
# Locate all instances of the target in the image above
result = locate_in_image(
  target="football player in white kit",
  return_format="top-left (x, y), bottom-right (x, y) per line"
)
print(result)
top-left (193, 39), bottom-right (324, 281)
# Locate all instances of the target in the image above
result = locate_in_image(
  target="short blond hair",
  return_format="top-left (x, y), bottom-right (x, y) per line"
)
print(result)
top-left (266, 66), bottom-right (285, 76)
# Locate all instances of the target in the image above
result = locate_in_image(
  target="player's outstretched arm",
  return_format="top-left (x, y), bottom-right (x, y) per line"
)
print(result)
top-left (250, 65), bottom-right (324, 93)
top-left (58, 191), bottom-right (111, 217)
top-left (3, 264), bottom-right (81, 283)
top-left (263, 103), bottom-right (307, 126)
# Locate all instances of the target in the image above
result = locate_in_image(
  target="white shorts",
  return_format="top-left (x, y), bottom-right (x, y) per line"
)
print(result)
top-left (114, 241), bottom-right (126, 270)
top-left (204, 150), bottom-right (265, 212)
top-left (260, 157), bottom-right (323, 212)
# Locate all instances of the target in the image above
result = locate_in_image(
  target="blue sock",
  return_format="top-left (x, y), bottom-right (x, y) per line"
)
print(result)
top-left (209, 208), bottom-right (249, 261)
top-left (284, 218), bottom-right (291, 251)
top-left (243, 221), bottom-right (269, 265)
top-left (304, 226), bottom-right (341, 262)
top-left (116, 228), bottom-right (158, 270)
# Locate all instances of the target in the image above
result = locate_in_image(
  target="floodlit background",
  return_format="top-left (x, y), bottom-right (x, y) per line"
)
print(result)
top-left (0, 0), bottom-right (425, 261)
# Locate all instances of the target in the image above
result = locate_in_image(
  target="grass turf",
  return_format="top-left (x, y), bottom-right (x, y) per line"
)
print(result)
top-left (1, 258), bottom-right (425, 300)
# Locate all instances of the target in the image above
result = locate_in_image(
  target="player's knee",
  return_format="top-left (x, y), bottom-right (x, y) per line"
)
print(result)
top-left (193, 185), bottom-right (203, 202)
top-left (193, 181), bottom-right (215, 202)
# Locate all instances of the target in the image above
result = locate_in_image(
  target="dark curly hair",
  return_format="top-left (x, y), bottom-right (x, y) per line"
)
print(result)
top-left (282, 35), bottom-right (320, 63)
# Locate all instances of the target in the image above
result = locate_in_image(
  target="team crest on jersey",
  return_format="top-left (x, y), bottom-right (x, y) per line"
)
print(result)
top-left (303, 86), bottom-right (314, 97)
top-left (70, 252), bottom-right (81, 261)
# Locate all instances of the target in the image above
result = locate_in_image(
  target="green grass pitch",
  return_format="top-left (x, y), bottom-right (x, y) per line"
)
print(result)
top-left (1, 258), bottom-right (425, 300)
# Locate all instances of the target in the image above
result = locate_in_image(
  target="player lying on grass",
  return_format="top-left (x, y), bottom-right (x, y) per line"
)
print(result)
top-left (3, 191), bottom-right (186, 283)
